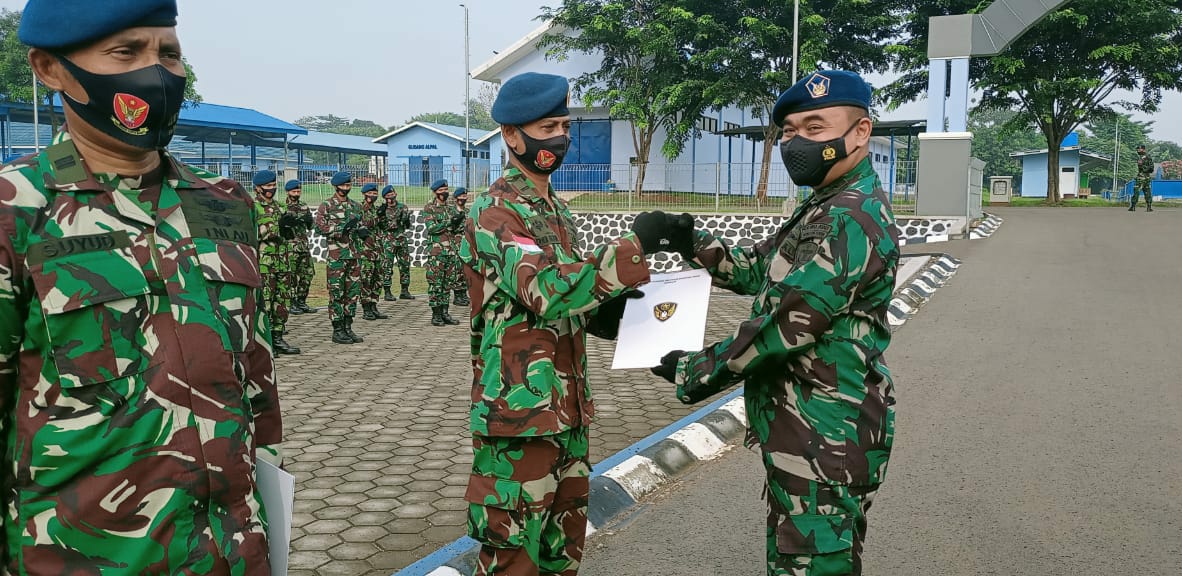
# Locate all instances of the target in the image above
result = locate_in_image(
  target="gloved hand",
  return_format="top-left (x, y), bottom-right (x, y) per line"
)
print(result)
top-left (400, 214), bottom-right (412, 229)
top-left (632, 211), bottom-right (695, 255)
top-left (301, 212), bottom-right (314, 227)
top-left (450, 212), bottom-right (466, 226)
top-left (378, 204), bottom-right (388, 217)
top-left (667, 212), bottom-right (696, 259)
top-left (355, 226), bottom-right (370, 240)
top-left (651, 349), bottom-right (688, 384)
top-left (585, 290), bottom-right (645, 340)
top-left (279, 212), bottom-right (299, 229)
top-left (343, 215), bottom-right (360, 232)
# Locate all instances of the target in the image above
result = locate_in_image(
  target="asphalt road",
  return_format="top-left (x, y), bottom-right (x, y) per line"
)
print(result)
top-left (580, 207), bottom-right (1182, 576)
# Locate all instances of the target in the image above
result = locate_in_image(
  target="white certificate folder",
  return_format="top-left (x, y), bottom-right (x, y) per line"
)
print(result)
top-left (611, 269), bottom-right (713, 370)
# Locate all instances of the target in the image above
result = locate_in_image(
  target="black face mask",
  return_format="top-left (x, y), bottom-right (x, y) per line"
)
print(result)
top-left (288, 194), bottom-right (301, 203)
top-left (512, 127), bottom-right (570, 175)
top-left (780, 121), bottom-right (861, 188)
top-left (57, 57), bottom-right (187, 150)
top-left (336, 187), bottom-right (351, 197)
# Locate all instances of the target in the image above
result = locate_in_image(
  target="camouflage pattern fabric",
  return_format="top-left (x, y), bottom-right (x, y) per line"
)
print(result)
top-left (315, 194), bottom-right (363, 321)
top-left (671, 158), bottom-right (898, 571)
top-left (765, 465), bottom-right (877, 576)
top-left (466, 427), bottom-right (590, 576)
top-left (1132, 152), bottom-right (1154, 207)
top-left (255, 194), bottom-right (290, 332)
top-left (380, 200), bottom-right (414, 290)
top-left (0, 130), bottom-right (280, 574)
top-left (422, 199), bottom-right (462, 308)
top-left (359, 199), bottom-right (383, 305)
top-left (286, 195), bottom-right (316, 302)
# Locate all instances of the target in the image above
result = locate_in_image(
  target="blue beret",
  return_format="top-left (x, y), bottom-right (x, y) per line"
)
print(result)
top-left (430, 179), bottom-right (448, 192)
top-left (251, 170), bottom-right (276, 187)
top-left (361, 183), bottom-right (379, 194)
top-left (453, 187), bottom-right (468, 198)
top-left (773, 70), bottom-right (873, 127)
top-left (492, 72), bottom-right (570, 125)
top-left (284, 179), bottom-right (301, 192)
top-left (19, 0), bottom-right (178, 50)
top-left (331, 172), bottom-right (352, 186)
top-left (381, 185), bottom-right (395, 197)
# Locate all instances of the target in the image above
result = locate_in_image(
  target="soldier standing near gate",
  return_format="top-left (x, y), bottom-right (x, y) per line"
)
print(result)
top-left (380, 184), bottom-right (416, 301)
top-left (359, 183), bottom-right (389, 320)
top-left (315, 171), bottom-right (367, 344)
top-left (253, 169), bottom-right (300, 355)
top-left (423, 178), bottom-right (462, 326)
top-left (1130, 144), bottom-right (1155, 212)
top-left (285, 178), bottom-right (317, 314)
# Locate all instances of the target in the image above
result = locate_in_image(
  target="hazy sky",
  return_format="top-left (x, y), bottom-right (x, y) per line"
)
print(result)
top-left (2, 0), bottom-right (1178, 142)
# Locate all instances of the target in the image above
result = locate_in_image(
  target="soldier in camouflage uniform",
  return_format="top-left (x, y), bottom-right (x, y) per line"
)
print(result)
top-left (284, 179), bottom-right (318, 314)
top-left (451, 187), bottom-right (471, 307)
top-left (0, 1), bottom-right (282, 572)
top-left (252, 170), bottom-right (300, 355)
top-left (423, 178), bottom-right (464, 326)
top-left (358, 183), bottom-right (389, 321)
top-left (1130, 144), bottom-right (1155, 212)
top-left (379, 185), bottom-right (416, 301)
top-left (459, 72), bottom-right (654, 576)
top-left (315, 172), bottom-right (368, 344)
top-left (646, 71), bottom-right (900, 576)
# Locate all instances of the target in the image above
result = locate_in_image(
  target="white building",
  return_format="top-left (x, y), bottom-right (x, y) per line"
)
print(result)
top-left (472, 22), bottom-right (913, 196)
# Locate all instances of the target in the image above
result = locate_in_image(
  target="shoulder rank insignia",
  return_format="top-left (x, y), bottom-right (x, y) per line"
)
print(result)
top-left (653, 302), bottom-right (678, 322)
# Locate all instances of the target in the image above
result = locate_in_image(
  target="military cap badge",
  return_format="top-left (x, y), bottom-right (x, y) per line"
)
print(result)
top-left (822, 145), bottom-right (838, 161)
top-left (806, 73), bottom-right (831, 99)
top-left (653, 302), bottom-right (678, 322)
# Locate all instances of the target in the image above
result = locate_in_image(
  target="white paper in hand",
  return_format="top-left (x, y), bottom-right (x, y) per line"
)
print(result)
top-left (256, 459), bottom-right (295, 576)
top-left (611, 268), bottom-right (712, 369)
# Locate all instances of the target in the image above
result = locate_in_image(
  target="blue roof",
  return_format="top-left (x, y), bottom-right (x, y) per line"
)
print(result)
top-left (287, 131), bottom-right (386, 155)
top-left (178, 102), bottom-right (307, 136)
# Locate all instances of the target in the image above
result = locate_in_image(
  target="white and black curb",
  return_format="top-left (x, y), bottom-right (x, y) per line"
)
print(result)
top-left (887, 255), bottom-right (962, 328)
top-left (969, 213), bottom-right (1004, 239)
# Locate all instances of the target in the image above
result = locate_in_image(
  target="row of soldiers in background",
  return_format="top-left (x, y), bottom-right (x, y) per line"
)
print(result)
top-left (423, 178), bottom-right (471, 327)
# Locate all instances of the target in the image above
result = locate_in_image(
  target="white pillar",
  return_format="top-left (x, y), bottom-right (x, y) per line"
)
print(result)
top-left (926, 60), bottom-right (947, 133)
top-left (947, 58), bottom-right (970, 132)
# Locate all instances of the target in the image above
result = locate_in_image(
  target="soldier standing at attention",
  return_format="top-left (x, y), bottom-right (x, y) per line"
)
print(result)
top-left (358, 183), bottom-right (388, 321)
top-left (315, 171), bottom-right (367, 344)
top-left (423, 178), bottom-right (462, 326)
top-left (0, 0), bottom-right (282, 572)
top-left (451, 186), bottom-right (471, 307)
top-left (253, 169), bottom-right (300, 355)
top-left (645, 71), bottom-right (900, 576)
top-left (284, 179), bottom-right (317, 315)
top-left (379, 184), bottom-right (415, 301)
top-left (459, 72), bottom-right (658, 576)
top-left (1130, 144), bottom-right (1155, 212)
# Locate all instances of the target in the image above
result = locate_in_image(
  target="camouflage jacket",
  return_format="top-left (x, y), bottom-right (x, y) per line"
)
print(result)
top-left (459, 167), bottom-right (650, 437)
top-left (285, 196), bottom-right (315, 252)
top-left (677, 157), bottom-right (899, 488)
top-left (379, 200), bottom-right (413, 245)
top-left (314, 194), bottom-right (362, 261)
top-left (0, 130), bottom-right (279, 573)
top-left (255, 195), bottom-right (288, 260)
top-left (1137, 152), bottom-right (1155, 177)
top-left (359, 199), bottom-right (383, 261)
top-left (422, 199), bottom-right (460, 252)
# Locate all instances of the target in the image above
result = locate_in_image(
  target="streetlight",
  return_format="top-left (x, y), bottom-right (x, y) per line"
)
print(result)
top-left (791, 0), bottom-right (800, 83)
top-left (460, 3), bottom-right (470, 189)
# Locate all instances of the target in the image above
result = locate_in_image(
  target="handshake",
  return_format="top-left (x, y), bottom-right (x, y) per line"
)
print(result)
top-left (631, 211), bottom-right (696, 258)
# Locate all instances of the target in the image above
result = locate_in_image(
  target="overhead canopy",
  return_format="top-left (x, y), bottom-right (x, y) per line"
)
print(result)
top-left (286, 131), bottom-right (386, 156)
top-left (715, 119), bottom-right (927, 141)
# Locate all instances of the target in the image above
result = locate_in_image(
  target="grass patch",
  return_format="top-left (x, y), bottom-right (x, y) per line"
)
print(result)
top-left (305, 262), bottom-right (430, 307)
top-left (300, 185), bottom-right (436, 208)
top-left (1004, 196), bottom-right (1182, 208)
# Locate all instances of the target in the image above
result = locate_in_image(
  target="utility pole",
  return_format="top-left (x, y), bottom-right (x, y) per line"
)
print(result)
top-left (791, 0), bottom-right (800, 83)
top-left (1112, 118), bottom-right (1120, 201)
top-left (32, 75), bottom-right (40, 151)
top-left (461, 3), bottom-right (471, 189)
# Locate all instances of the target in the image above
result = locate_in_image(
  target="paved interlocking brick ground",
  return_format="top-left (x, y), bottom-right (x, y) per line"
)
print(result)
top-left (276, 293), bottom-right (756, 575)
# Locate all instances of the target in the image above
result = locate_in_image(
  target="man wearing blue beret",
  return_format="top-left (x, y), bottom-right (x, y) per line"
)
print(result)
top-left (1, 0), bottom-right (281, 573)
top-left (458, 72), bottom-right (653, 576)
top-left (315, 172), bottom-right (367, 343)
top-left (284, 179), bottom-right (318, 315)
top-left (422, 178), bottom-right (463, 325)
top-left (642, 70), bottom-right (900, 576)
top-left (358, 183), bottom-right (388, 321)
top-left (253, 169), bottom-right (301, 355)
top-left (450, 187), bottom-right (471, 307)
top-left (378, 185), bottom-right (416, 301)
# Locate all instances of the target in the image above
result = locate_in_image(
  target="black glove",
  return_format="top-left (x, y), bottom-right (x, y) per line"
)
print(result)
top-left (378, 204), bottom-right (388, 217)
top-left (301, 212), bottom-right (314, 227)
top-left (450, 212), bottom-right (466, 226)
top-left (343, 215), bottom-right (360, 232)
top-left (279, 212), bottom-right (299, 229)
top-left (651, 350), bottom-right (688, 384)
top-left (585, 290), bottom-right (644, 340)
top-left (355, 226), bottom-right (370, 240)
top-left (667, 212), bottom-right (696, 259)
top-left (632, 211), bottom-right (695, 255)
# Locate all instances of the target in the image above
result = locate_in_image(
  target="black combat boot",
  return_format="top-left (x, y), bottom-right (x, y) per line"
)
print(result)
top-left (400, 283), bottom-right (416, 300)
top-left (371, 304), bottom-right (389, 320)
top-left (332, 320), bottom-right (353, 344)
top-left (289, 299), bottom-right (304, 315)
top-left (362, 303), bottom-right (378, 321)
top-left (453, 289), bottom-right (470, 307)
top-left (441, 305), bottom-right (460, 326)
top-left (345, 317), bottom-right (364, 343)
top-left (272, 332), bottom-right (301, 355)
top-left (301, 299), bottom-right (318, 313)
top-left (431, 306), bottom-right (445, 326)
top-left (384, 286), bottom-right (396, 301)
top-left (1129, 203), bottom-right (1136, 211)
top-left (1147, 203), bottom-right (1154, 212)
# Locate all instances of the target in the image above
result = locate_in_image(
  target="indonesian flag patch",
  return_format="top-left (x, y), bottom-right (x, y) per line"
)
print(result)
top-left (512, 235), bottom-right (543, 254)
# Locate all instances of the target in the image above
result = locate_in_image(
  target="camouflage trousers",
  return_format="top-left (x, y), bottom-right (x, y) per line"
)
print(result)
top-left (259, 246), bottom-right (290, 333)
top-left (764, 461), bottom-right (878, 576)
top-left (326, 257), bottom-right (361, 322)
top-left (360, 256), bottom-right (382, 305)
top-left (381, 239), bottom-right (412, 289)
top-left (426, 244), bottom-right (462, 308)
top-left (289, 247), bottom-right (315, 302)
top-left (466, 427), bottom-right (590, 576)
top-left (1131, 176), bottom-right (1153, 207)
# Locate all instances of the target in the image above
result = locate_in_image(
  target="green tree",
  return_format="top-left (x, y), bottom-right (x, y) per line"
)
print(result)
top-left (967, 107), bottom-right (1043, 183)
top-left (1078, 114), bottom-right (1150, 194)
top-left (293, 115), bottom-right (390, 165)
top-left (404, 111), bottom-right (466, 128)
top-left (888, 0), bottom-right (1182, 203)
